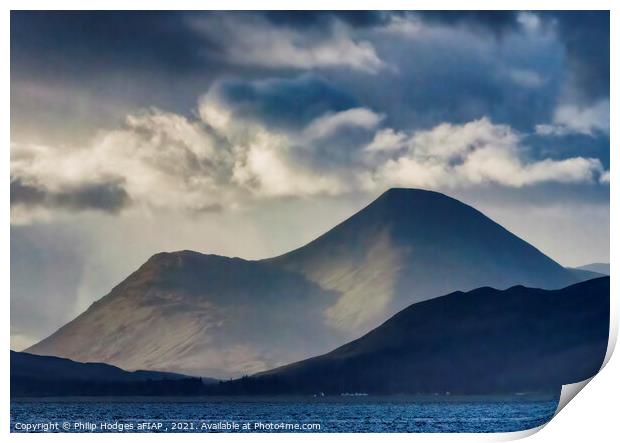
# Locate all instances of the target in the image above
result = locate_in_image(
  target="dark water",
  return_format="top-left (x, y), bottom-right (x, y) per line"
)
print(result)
top-left (11, 394), bottom-right (559, 433)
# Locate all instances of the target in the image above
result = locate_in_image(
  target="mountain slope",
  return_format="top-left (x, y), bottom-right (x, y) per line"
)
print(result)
top-left (267, 188), bottom-right (577, 333)
top-left (567, 267), bottom-right (605, 281)
top-left (11, 350), bottom-right (192, 382)
top-left (10, 351), bottom-right (211, 397)
top-left (577, 262), bottom-right (610, 275)
top-left (27, 188), bottom-right (578, 377)
top-left (27, 253), bottom-right (337, 378)
top-left (218, 277), bottom-right (609, 395)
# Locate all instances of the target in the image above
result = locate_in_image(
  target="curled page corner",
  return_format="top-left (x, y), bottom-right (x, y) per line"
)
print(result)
top-left (555, 378), bottom-right (593, 415)
top-left (602, 311), bottom-right (618, 368)
top-left (493, 424), bottom-right (547, 442)
top-left (495, 377), bottom-right (596, 442)
top-left (551, 313), bottom-right (617, 419)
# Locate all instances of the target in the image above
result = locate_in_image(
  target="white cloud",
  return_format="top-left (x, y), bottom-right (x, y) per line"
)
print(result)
top-left (364, 128), bottom-right (408, 152)
top-left (365, 118), bottom-right (604, 189)
top-left (517, 12), bottom-right (542, 33)
top-left (11, 97), bottom-right (354, 223)
top-left (379, 15), bottom-right (424, 37)
top-left (189, 15), bottom-right (385, 73)
top-left (508, 68), bottom-right (545, 88)
top-left (11, 95), bottom-right (606, 224)
top-left (536, 99), bottom-right (610, 136)
top-left (11, 109), bottom-right (232, 222)
top-left (303, 108), bottom-right (384, 141)
top-left (600, 170), bottom-right (610, 184)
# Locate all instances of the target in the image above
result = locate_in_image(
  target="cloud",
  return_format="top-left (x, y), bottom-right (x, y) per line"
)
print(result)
top-left (12, 11), bottom-right (609, 165)
top-left (189, 13), bottom-right (386, 73)
top-left (381, 12), bottom-right (608, 110)
top-left (260, 11), bottom-right (391, 29)
top-left (364, 118), bottom-right (605, 189)
top-left (11, 178), bottom-right (129, 212)
top-left (414, 11), bottom-right (521, 36)
top-left (302, 108), bottom-right (384, 141)
top-left (205, 75), bottom-right (358, 130)
top-left (507, 68), bottom-right (545, 88)
top-left (11, 93), bottom-right (607, 224)
top-left (364, 128), bottom-right (408, 152)
top-left (536, 99), bottom-right (609, 136)
top-left (550, 11), bottom-right (609, 101)
top-left (517, 12), bottom-right (542, 34)
top-left (599, 171), bottom-right (610, 184)
top-left (196, 98), bottom-right (347, 198)
top-left (10, 109), bottom-right (233, 223)
top-left (405, 11), bottom-right (608, 101)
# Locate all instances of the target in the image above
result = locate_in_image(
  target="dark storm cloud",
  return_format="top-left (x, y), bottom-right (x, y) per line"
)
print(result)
top-left (323, 18), bottom-right (563, 133)
top-left (11, 11), bottom-right (608, 84)
top-left (9, 10), bottom-right (387, 78)
top-left (416, 10), bottom-right (521, 35)
top-left (412, 11), bottom-right (609, 102)
top-left (10, 11), bottom-right (205, 75)
top-left (261, 10), bottom-right (392, 28)
top-left (11, 178), bottom-right (130, 213)
top-left (213, 75), bottom-right (359, 129)
top-left (10, 10), bottom-right (610, 176)
top-left (11, 11), bottom-right (609, 112)
top-left (549, 11), bottom-right (609, 101)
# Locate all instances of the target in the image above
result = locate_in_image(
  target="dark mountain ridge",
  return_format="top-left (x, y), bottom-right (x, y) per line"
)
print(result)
top-left (211, 277), bottom-right (609, 395)
top-left (10, 351), bottom-right (214, 397)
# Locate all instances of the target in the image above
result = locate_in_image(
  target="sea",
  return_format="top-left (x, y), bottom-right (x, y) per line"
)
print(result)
top-left (11, 394), bottom-right (560, 433)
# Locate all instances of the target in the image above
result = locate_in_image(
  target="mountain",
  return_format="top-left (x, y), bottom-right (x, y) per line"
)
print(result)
top-left (577, 263), bottom-right (610, 275)
top-left (11, 350), bottom-right (189, 382)
top-left (567, 267), bottom-right (605, 282)
top-left (10, 351), bottom-right (214, 397)
top-left (214, 277), bottom-right (609, 395)
top-left (265, 188), bottom-right (576, 334)
top-left (26, 254), bottom-right (337, 378)
top-left (27, 188), bottom-right (578, 378)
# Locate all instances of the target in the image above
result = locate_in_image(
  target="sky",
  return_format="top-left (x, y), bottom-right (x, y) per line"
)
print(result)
top-left (10, 11), bottom-right (610, 350)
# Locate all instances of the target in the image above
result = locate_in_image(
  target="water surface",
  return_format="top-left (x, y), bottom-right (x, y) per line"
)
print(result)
top-left (11, 394), bottom-right (559, 433)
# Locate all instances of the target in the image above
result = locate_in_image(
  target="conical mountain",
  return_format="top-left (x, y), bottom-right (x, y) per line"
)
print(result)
top-left (27, 188), bottom-right (578, 377)
top-left (267, 188), bottom-right (576, 333)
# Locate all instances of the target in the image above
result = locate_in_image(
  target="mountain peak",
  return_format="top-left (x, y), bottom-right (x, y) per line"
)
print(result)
top-left (379, 187), bottom-right (452, 203)
top-left (383, 187), bottom-right (443, 196)
top-left (147, 249), bottom-right (202, 263)
top-left (368, 187), bottom-right (469, 220)
top-left (143, 250), bottom-right (239, 271)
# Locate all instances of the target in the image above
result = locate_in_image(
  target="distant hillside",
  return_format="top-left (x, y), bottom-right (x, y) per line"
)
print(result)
top-left (213, 277), bottom-right (609, 395)
top-left (577, 263), bottom-right (610, 275)
top-left (27, 188), bottom-right (579, 377)
top-left (10, 351), bottom-right (215, 397)
top-left (567, 267), bottom-right (605, 282)
top-left (26, 254), bottom-right (338, 378)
